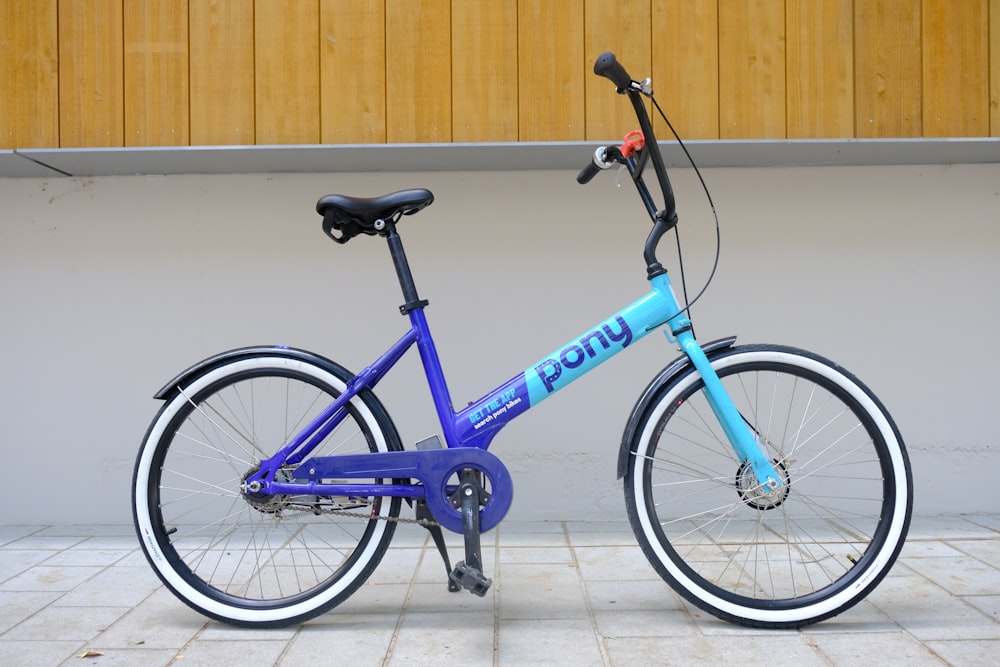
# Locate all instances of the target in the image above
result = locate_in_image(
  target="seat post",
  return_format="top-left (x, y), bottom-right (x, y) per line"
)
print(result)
top-left (381, 220), bottom-right (428, 314)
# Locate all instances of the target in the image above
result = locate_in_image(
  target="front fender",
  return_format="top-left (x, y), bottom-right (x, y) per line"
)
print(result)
top-left (616, 336), bottom-right (737, 479)
top-left (154, 346), bottom-right (351, 400)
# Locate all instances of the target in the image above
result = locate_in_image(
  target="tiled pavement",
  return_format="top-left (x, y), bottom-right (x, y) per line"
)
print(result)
top-left (1, 516), bottom-right (998, 666)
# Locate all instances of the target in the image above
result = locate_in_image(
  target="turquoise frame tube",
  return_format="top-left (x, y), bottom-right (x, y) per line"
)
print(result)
top-left (445, 273), bottom-right (781, 489)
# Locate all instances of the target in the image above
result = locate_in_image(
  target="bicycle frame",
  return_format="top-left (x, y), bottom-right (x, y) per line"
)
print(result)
top-left (254, 270), bottom-right (781, 511)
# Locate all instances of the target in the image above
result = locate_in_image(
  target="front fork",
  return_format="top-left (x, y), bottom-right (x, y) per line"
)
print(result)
top-left (668, 327), bottom-right (783, 492)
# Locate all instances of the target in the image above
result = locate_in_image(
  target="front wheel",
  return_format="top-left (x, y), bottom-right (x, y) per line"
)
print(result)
top-left (624, 344), bottom-right (912, 628)
top-left (133, 353), bottom-right (403, 627)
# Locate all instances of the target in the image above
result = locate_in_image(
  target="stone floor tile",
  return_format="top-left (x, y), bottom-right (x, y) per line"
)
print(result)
top-left (389, 611), bottom-right (496, 665)
top-left (908, 516), bottom-right (993, 540)
top-left (3, 534), bottom-right (88, 550)
top-left (498, 546), bottom-right (574, 565)
top-left (869, 573), bottom-right (1000, 641)
top-left (573, 544), bottom-right (658, 582)
top-left (59, 646), bottom-right (180, 667)
top-left (950, 538), bottom-right (1000, 564)
top-left (592, 608), bottom-right (693, 638)
top-left (167, 639), bottom-right (289, 667)
top-left (963, 595), bottom-right (1000, 622)
top-left (0, 564), bottom-right (103, 593)
top-left (42, 548), bottom-right (133, 567)
top-left (809, 631), bottom-right (947, 665)
top-left (497, 562), bottom-right (588, 620)
top-left (0, 550), bottom-right (54, 581)
top-left (87, 588), bottom-right (205, 649)
top-left (287, 613), bottom-right (397, 667)
top-left (499, 618), bottom-right (605, 666)
top-left (924, 638), bottom-right (1000, 665)
top-left (0, 526), bottom-right (45, 545)
top-left (903, 556), bottom-right (1000, 596)
top-left (584, 579), bottom-right (682, 613)
top-left (3, 640), bottom-right (83, 667)
top-left (55, 566), bottom-right (161, 607)
top-left (0, 591), bottom-right (62, 634)
top-left (3, 604), bottom-right (130, 641)
top-left (604, 633), bottom-right (829, 666)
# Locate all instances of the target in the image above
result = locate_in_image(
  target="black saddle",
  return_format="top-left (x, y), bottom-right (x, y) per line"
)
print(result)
top-left (316, 189), bottom-right (434, 244)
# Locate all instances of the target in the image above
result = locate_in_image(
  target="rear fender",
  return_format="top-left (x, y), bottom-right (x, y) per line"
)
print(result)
top-left (616, 336), bottom-right (737, 479)
top-left (154, 346), bottom-right (351, 400)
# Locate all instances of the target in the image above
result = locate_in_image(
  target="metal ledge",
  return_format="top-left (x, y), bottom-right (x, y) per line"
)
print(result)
top-left (3, 138), bottom-right (998, 178)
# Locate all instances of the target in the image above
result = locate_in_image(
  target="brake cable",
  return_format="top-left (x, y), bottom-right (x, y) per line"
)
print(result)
top-left (646, 94), bottom-right (722, 331)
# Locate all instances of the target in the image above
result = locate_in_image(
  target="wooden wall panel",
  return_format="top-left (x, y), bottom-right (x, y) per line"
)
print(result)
top-left (57, 0), bottom-right (124, 147)
top-left (921, 0), bottom-right (989, 137)
top-left (993, 0), bottom-right (1000, 137)
top-left (190, 0), bottom-right (255, 145)
top-left (386, 0), bottom-right (451, 143)
top-left (124, 0), bottom-right (189, 147)
top-left (583, 0), bottom-right (651, 140)
top-left (517, 0), bottom-right (584, 141)
top-left (651, 0), bottom-right (719, 140)
top-left (854, 0), bottom-right (922, 138)
top-left (452, 0), bottom-right (518, 142)
top-left (718, 0), bottom-right (786, 139)
top-left (255, 0), bottom-right (320, 144)
top-left (6, 1), bottom-right (999, 149)
top-left (321, 0), bottom-right (386, 144)
top-left (0, 0), bottom-right (59, 149)
top-left (786, 0), bottom-right (854, 138)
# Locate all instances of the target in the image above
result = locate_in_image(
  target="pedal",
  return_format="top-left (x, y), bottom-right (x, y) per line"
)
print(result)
top-left (449, 561), bottom-right (492, 597)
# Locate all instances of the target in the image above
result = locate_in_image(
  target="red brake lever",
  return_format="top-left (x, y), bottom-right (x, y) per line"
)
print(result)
top-left (620, 130), bottom-right (645, 158)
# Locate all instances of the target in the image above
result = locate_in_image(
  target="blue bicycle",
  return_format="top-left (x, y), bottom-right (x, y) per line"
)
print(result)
top-left (133, 53), bottom-right (912, 629)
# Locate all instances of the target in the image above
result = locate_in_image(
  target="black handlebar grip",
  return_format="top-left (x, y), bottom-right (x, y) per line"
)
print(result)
top-left (577, 158), bottom-right (602, 184)
top-left (594, 52), bottom-right (633, 91)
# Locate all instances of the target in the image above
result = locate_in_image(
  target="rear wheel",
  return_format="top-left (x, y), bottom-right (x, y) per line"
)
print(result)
top-left (133, 354), bottom-right (402, 627)
top-left (624, 345), bottom-right (912, 628)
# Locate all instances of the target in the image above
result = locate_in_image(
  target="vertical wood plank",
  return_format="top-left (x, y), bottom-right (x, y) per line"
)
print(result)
top-left (854, 0), bottom-right (921, 138)
top-left (321, 0), bottom-right (386, 143)
top-left (921, 0), bottom-right (989, 137)
top-left (583, 0), bottom-right (651, 140)
top-left (992, 0), bottom-right (1000, 136)
top-left (651, 0), bottom-right (718, 139)
top-left (786, 0), bottom-right (854, 138)
top-left (718, 0), bottom-right (786, 139)
top-left (124, 0), bottom-right (189, 147)
top-left (517, 0), bottom-right (585, 141)
top-left (190, 0), bottom-right (255, 145)
top-left (385, 0), bottom-right (451, 143)
top-left (57, 0), bottom-right (124, 147)
top-left (452, 0), bottom-right (518, 142)
top-left (0, 0), bottom-right (59, 148)
top-left (255, 0), bottom-right (320, 144)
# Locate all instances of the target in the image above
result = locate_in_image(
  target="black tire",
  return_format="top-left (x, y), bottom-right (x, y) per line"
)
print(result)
top-left (133, 355), bottom-right (403, 627)
top-left (624, 345), bottom-right (912, 628)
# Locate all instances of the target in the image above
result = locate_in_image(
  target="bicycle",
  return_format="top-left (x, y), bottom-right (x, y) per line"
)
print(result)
top-left (132, 53), bottom-right (912, 629)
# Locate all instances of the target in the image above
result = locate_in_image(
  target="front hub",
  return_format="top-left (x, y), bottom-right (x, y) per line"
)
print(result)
top-left (736, 459), bottom-right (791, 510)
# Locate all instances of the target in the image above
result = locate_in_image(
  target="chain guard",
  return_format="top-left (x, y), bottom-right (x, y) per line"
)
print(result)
top-left (290, 447), bottom-right (513, 533)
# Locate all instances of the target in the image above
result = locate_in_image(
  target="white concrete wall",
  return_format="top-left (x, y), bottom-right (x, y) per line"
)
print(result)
top-left (1, 163), bottom-right (997, 524)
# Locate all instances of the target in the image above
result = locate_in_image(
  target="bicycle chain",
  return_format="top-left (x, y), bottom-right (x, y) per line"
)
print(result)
top-left (277, 503), bottom-right (441, 527)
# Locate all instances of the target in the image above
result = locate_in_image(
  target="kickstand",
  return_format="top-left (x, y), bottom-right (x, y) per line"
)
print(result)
top-left (448, 469), bottom-right (493, 597)
top-left (416, 500), bottom-right (461, 592)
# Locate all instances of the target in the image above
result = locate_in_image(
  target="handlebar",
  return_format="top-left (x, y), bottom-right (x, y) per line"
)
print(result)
top-left (593, 52), bottom-right (634, 91)
top-left (580, 52), bottom-right (680, 277)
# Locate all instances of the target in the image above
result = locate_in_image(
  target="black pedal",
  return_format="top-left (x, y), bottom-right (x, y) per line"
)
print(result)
top-left (449, 561), bottom-right (492, 597)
